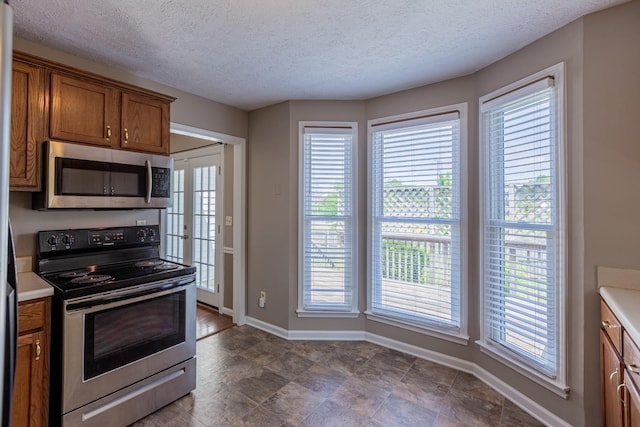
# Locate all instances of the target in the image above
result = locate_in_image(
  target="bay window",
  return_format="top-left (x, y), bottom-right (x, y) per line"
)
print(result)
top-left (298, 123), bottom-right (358, 317)
top-left (367, 105), bottom-right (467, 339)
top-left (479, 63), bottom-right (567, 394)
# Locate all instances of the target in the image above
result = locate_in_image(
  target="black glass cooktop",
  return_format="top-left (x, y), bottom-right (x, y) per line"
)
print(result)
top-left (40, 258), bottom-right (196, 299)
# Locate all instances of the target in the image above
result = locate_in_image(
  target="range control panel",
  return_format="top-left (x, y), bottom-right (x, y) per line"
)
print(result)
top-left (38, 225), bottom-right (160, 253)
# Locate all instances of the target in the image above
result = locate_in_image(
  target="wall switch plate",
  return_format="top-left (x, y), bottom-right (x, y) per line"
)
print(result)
top-left (225, 216), bottom-right (233, 226)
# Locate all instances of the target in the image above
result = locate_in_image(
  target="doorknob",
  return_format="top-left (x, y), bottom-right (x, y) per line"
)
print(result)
top-left (181, 234), bottom-right (189, 240)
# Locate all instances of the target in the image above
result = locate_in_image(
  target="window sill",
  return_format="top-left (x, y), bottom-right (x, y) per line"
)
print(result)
top-left (476, 340), bottom-right (570, 399)
top-left (296, 309), bottom-right (361, 319)
top-left (364, 311), bottom-right (469, 345)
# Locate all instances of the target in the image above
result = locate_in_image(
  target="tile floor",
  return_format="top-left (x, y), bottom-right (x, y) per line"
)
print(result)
top-left (131, 325), bottom-right (545, 427)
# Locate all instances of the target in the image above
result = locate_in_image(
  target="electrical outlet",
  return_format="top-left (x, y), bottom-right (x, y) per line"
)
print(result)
top-left (259, 291), bottom-right (266, 308)
top-left (136, 219), bottom-right (147, 226)
top-left (225, 216), bottom-right (233, 226)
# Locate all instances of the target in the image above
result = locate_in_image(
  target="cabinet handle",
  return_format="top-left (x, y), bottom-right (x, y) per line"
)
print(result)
top-left (106, 125), bottom-right (112, 139)
top-left (124, 128), bottom-right (129, 143)
top-left (602, 320), bottom-right (618, 328)
top-left (35, 339), bottom-right (41, 361)
top-left (629, 363), bottom-right (640, 375)
top-left (610, 368), bottom-right (620, 384)
top-left (618, 383), bottom-right (627, 405)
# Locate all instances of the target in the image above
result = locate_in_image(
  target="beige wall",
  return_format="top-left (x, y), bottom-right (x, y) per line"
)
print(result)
top-left (583, 0), bottom-right (640, 424)
top-left (475, 17), bottom-right (586, 425)
top-left (244, 2), bottom-right (640, 424)
top-left (247, 101), bottom-right (291, 328)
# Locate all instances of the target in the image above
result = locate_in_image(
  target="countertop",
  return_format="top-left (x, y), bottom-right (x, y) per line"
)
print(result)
top-left (598, 266), bottom-right (640, 347)
top-left (15, 256), bottom-right (53, 302)
top-left (600, 287), bottom-right (640, 346)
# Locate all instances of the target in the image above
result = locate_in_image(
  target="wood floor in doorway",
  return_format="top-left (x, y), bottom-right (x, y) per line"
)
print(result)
top-left (196, 303), bottom-right (235, 340)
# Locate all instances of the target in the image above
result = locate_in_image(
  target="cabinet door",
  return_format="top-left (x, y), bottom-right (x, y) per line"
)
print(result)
top-left (10, 61), bottom-right (44, 190)
top-left (627, 372), bottom-right (640, 427)
top-left (50, 73), bottom-right (119, 147)
top-left (121, 92), bottom-right (169, 154)
top-left (12, 330), bottom-right (45, 427)
top-left (602, 330), bottom-right (625, 427)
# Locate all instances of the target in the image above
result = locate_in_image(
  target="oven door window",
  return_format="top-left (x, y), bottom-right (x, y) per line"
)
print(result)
top-left (84, 291), bottom-right (185, 380)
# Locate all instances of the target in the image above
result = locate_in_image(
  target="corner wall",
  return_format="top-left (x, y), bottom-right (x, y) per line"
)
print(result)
top-left (583, 0), bottom-right (640, 423)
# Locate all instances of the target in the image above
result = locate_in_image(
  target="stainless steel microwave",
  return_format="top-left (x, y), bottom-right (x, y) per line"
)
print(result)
top-left (33, 141), bottom-right (173, 210)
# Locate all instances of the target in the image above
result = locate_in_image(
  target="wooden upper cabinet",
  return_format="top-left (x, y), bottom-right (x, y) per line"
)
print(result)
top-left (50, 73), bottom-right (119, 147)
top-left (10, 60), bottom-right (45, 190)
top-left (121, 92), bottom-right (170, 154)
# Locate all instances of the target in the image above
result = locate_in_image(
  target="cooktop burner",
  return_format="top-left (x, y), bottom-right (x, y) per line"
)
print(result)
top-left (70, 274), bottom-right (113, 285)
top-left (59, 270), bottom-right (91, 279)
top-left (154, 263), bottom-right (180, 271)
top-left (135, 260), bottom-right (165, 268)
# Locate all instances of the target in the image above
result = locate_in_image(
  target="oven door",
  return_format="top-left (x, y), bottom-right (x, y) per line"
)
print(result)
top-left (61, 278), bottom-right (196, 414)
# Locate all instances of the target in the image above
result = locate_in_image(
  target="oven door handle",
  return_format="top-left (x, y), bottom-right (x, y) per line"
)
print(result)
top-left (66, 276), bottom-right (195, 312)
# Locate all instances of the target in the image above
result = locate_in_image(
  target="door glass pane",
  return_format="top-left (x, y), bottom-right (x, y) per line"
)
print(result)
top-left (166, 169), bottom-right (185, 263)
top-left (193, 165), bottom-right (217, 293)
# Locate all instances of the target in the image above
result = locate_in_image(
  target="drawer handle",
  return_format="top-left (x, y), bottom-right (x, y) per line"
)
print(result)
top-left (35, 339), bottom-right (41, 361)
top-left (106, 125), bottom-right (112, 139)
top-left (602, 320), bottom-right (618, 328)
top-left (629, 363), bottom-right (640, 375)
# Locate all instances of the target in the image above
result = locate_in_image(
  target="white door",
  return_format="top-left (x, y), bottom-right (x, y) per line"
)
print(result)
top-left (165, 151), bottom-right (222, 307)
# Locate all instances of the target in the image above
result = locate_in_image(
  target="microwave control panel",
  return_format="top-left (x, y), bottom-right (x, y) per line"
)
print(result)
top-left (151, 167), bottom-right (171, 198)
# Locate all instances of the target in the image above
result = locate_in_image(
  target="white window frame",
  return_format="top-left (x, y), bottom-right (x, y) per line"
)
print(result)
top-left (365, 104), bottom-right (468, 344)
top-left (477, 63), bottom-right (568, 397)
top-left (297, 121), bottom-right (359, 318)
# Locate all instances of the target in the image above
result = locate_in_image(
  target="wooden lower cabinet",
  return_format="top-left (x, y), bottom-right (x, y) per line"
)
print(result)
top-left (602, 330), bottom-right (625, 427)
top-left (626, 373), bottom-right (640, 427)
top-left (12, 297), bottom-right (50, 427)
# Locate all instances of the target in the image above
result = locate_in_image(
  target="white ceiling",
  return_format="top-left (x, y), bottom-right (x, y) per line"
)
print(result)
top-left (11, 0), bottom-right (628, 111)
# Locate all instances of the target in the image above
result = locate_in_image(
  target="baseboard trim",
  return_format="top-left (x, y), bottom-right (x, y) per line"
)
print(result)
top-left (243, 316), bottom-right (569, 427)
top-left (245, 316), bottom-right (289, 339)
top-left (220, 306), bottom-right (233, 317)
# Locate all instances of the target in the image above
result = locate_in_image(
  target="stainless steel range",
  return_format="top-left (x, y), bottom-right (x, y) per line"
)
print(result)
top-left (37, 225), bottom-right (196, 427)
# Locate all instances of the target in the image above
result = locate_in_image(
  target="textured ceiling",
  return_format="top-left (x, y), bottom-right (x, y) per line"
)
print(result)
top-left (11, 0), bottom-right (628, 111)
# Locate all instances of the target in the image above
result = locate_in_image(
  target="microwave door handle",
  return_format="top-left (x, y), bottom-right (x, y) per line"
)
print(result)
top-left (145, 160), bottom-right (152, 204)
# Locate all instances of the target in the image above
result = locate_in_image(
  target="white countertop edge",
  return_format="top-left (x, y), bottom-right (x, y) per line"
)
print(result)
top-left (600, 286), bottom-right (640, 347)
top-left (17, 271), bottom-right (53, 302)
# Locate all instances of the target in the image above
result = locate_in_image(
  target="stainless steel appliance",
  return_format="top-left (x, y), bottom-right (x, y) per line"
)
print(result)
top-left (0, 2), bottom-right (15, 425)
top-left (33, 140), bottom-right (173, 210)
top-left (37, 225), bottom-right (196, 427)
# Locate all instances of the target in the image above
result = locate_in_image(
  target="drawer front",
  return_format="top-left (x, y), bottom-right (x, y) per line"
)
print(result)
top-left (601, 300), bottom-right (623, 353)
top-left (18, 299), bottom-right (46, 334)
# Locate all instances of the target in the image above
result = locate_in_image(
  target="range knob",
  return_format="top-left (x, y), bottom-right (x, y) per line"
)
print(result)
top-left (147, 228), bottom-right (155, 238)
top-left (137, 229), bottom-right (147, 239)
top-left (47, 235), bottom-right (58, 246)
top-left (61, 234), bottom-right (74, 245)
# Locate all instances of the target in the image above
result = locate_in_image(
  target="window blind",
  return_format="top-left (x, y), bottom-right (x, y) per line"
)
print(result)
top-left (370, 113), bottom-right (461, 329)
top-left (301, 126), bottom-right (355, 311)
top-left (482, 81), bottom-right (560, 376)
